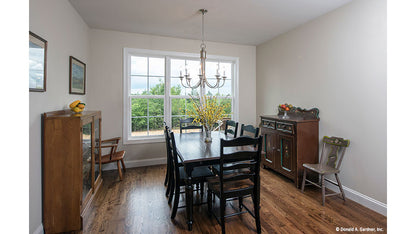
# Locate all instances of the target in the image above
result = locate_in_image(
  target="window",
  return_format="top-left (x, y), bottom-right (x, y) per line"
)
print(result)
top-left (130, 56), bottom-right (165, 137)
top-left (123, 48), bottom-right (238, 144)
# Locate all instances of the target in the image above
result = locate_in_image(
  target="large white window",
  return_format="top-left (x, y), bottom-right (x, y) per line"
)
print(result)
top-left (123, 48), bottom-right (238, 144)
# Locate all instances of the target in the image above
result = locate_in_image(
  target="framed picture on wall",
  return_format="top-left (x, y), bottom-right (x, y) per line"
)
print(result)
top-left (69, 56), bottom-right (86, 95)
top-left (29, 31), bottom-right (47, 92)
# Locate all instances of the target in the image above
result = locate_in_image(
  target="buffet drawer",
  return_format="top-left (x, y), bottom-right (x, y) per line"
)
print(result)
top-left (262, 119), bottom-right (276, 129)
top-left (276, 122), bottom-right (294, 134)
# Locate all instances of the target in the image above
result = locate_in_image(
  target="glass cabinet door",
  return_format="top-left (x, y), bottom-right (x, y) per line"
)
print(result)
top-left (82, 122), bottom-right (92, 201)
top-left (94, 118), bottom-right (101, 183)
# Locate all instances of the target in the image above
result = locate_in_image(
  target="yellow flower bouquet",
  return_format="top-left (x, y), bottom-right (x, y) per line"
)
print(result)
top-left (189, 95), bottom-right (230, 142)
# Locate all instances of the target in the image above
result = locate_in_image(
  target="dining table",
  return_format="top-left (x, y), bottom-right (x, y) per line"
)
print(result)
top-left (174, 131), bottom-right (258, 231)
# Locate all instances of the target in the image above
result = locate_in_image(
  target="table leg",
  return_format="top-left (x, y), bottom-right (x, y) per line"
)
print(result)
top-left (185, 166), bottom-right (194, 231)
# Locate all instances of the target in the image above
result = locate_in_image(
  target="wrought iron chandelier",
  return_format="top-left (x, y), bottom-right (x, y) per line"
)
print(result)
top-left (179, 9), bottom-right (227, 89)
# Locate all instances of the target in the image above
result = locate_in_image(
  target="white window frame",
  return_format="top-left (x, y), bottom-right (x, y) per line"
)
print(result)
top-left (123, 48), bottom-right (239, 144)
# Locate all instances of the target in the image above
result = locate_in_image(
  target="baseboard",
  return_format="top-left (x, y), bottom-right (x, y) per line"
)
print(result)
top-left (102, 157), bottom-right (165, 171)
top-left (325, 179), bottom-right (387, 216)
top-left (33, 223), bottom-right (43, 234)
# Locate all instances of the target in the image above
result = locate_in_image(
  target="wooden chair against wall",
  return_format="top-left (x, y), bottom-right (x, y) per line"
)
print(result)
top-left (240, 124), bottom-right (260, 138)
top-left (98, 137), bottom-right (126, 180)
top-left (301, 136), bottom-right (350, 206)
top-left (224, 120), bottom-right (238, 138)
top-left (207, 136), bottom-right (263, 234)
top-left (179, 117), bottom-right (203, 134)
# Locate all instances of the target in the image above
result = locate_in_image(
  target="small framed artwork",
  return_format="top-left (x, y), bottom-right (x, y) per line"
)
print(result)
top-left (29, 31), bottom-right (47, 92)
top-left (69, 56), bottom-right (86, 95)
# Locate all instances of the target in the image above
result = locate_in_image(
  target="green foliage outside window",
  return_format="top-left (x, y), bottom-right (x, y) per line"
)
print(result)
top-left (131, 80), bottom-right (232, 135)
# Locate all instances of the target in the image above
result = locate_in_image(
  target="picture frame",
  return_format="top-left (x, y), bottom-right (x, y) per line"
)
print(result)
top-left (69, 56), bottom-right (86, 95)
top-left (29, 31), bottom-right (47, 92)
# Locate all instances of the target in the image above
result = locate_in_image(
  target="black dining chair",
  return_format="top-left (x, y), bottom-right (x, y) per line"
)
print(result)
top-left (224, 120), bottom-right (238, 138)
top-left (211, 120), bottom-right (242, 176)
top-left (163, 124), bottom-right (191, 201)
top-left (240, 124), bottom-right (260, 138)
top-left (179, 117), bottom-right (203, 134)
top-left (216, 122), bottom-right (259, 175)
top-left (207, 136), bottom-right (263, 234)
top-left (168, 131), bottom-right (214, 219)
top-left (164, 125), bottom-right (174, 198)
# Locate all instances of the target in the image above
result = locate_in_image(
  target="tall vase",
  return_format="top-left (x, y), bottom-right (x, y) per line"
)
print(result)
top-left (205, 129), bottom-right (212, 143)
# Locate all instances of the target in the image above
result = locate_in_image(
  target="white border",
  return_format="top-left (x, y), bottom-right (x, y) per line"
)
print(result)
top-left (123, 48), bottom-right (239, 144)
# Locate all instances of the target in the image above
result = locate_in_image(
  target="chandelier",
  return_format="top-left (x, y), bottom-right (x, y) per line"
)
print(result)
top-left (179, 9), bottom-right (227, 89)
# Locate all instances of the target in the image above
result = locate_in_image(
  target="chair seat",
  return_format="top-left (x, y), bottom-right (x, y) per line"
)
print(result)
top-left (179, 166), bottom-right (214, 180)
top-left (303, 163), bottom-right (340, 174)
top-left (100, 150), bottom-right (125, 164)
top-left (207, 176), bottom-right (254, 194)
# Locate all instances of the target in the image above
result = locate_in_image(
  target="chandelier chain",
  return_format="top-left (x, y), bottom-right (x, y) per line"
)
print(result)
top-left (179, 9), bottom-right (226, 90)
top-left (201, 9), bottom-right (205, 48)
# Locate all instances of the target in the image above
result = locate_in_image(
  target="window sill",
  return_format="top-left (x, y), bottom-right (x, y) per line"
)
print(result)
top-left (124, 136), bottom-right (165, 145)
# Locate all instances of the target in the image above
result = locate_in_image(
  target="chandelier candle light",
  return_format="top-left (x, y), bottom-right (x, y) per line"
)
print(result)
top-left (179, 9), bottom-right (227, 89)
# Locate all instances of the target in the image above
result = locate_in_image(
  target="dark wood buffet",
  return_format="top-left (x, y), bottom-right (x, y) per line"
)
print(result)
top-left (260, 108), bottom-right (320, 188)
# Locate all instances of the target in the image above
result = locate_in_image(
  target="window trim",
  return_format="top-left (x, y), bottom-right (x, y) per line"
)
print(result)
top-left (123, 47), bottom-right (239, 144)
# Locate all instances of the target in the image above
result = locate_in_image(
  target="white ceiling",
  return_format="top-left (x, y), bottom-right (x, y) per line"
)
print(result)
top-left (69, 0), bottom-right (352, 46)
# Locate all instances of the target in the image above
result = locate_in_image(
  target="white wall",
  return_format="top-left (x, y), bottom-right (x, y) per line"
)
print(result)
top-left (29, 0), bottom-right (90, 232)
top-left (87, 29), bottom-right (256, 165)
top-left (257, 0), bottom-right (386, 205)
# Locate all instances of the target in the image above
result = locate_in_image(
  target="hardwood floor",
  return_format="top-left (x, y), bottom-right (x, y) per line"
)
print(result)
top-left (82, 165), bottom-right (386, 233)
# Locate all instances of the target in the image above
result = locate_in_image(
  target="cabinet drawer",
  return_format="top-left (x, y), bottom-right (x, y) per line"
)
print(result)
top-left (276, 122), bottom-right (294, 134)
top-left (261, 119), bottom-right (276, 129)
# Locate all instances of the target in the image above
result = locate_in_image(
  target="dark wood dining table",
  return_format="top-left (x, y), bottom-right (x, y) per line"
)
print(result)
top-left (174, 131), bottom-right (235, 231)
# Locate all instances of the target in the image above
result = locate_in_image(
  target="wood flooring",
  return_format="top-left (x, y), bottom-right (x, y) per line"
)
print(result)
top-left (81, 165), bottom-right (387, 233)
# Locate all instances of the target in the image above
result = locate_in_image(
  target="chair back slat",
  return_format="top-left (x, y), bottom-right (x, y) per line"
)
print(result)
top-left (323, 136), bottom-right (350, 147)
top-left (222, 136), bottom-right (258, 147)
top-left (223, 173), bottom-right (254, 183)
top-left (240, 124), bottom-right (260, 138)
top-left (223, 162), bottom-right (256, 171)
top-left (101, 138), bottom-right (120, 160)
top-left (320, 136), bottom-right (350, 170)
top-left (224, 120), bottom-right (239, 138)
top-left (222, 151), bottom-right (257, 163)
top-left (181, 125), bottom-right (203, 130)
top-left (180, 117), bottom-right (203, 134)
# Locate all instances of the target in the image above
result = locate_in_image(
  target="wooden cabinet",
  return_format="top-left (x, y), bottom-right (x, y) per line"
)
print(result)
top-left (42, 110), bottom-right (102, 233)
top-left (260, 109), bottom-right (319, 188)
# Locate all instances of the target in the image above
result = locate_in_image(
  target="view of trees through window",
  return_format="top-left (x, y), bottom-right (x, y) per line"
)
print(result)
top-left (128, 55), bottom-right (233, 137)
